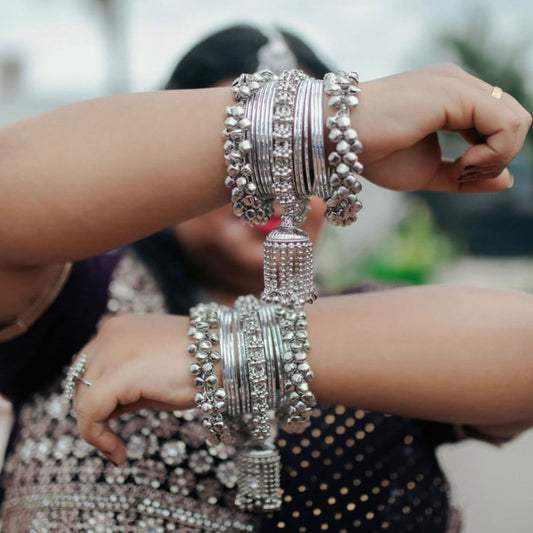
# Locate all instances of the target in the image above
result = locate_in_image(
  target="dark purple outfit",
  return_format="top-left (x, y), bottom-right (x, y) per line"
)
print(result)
top-left (0, 237), bottom-right (461, 532)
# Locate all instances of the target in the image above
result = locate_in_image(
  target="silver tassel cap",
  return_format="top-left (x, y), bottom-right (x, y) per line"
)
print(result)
top-left (261, 225), bottom-right (317, 306)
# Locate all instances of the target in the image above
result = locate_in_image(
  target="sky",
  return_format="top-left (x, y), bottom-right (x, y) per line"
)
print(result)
top-left (0, 0), bottom-right (532, 99)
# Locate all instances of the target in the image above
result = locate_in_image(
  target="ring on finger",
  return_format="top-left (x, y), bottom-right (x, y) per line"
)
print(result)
top-left (490, 86), bottom-right (503, 100)
top-left (64, 352), bottom-right (93, 400)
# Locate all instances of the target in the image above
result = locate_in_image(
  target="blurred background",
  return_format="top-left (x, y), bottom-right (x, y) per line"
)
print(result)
top-left (0, 1), bottom-right (532, 531)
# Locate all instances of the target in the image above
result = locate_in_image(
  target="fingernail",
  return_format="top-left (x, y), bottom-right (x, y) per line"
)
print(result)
top-left (458, 175), bottom-right (479, 183)
top-left (98, 450), bottom-right (120, 467)
top-left (507, 173), bottom-right (514, 189)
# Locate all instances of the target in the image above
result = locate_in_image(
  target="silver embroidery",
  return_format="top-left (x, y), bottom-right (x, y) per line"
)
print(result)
top-left (1, 253), bottom-right (250, 532)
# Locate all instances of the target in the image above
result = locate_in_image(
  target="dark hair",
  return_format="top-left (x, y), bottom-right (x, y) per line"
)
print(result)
top-left (131, 25), bottom-right (331, 314)
top-left (164, 24), bottom-right (331, 90)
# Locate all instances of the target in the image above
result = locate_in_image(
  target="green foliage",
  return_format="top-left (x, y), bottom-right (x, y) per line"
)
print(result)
top-left (357, 200), bottom-right (456, 285)
top-left (318, 200), bottom-right (457, 290)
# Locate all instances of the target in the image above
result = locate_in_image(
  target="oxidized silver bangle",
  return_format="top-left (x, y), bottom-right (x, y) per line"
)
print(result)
top-left (302, 78), bottom-right (315, 197)
top-left (259, 81), bottom-right (277, 198)
top-left (275, 304), bottom-right (316, 433)
top-left (235, 295), bottom-right (270, 441)
top-left (250, 81), bottom-right (276, 199)
top-left (235, 304), bottom-right (252, 421)
top-left (323, 70), bottom-right (364, 227)
top-left (258, 304), bottom-right (278, 412)
top-left (310, 79), bottom-right (329, 199)
top-left (293, 78), bottom-right (312, 199)
top-left (187, 303), bottom-right (231, 445)
top-left (224, 70), bottom-right (276, 227)
top-left (219, 305), bottom-right (238, 420)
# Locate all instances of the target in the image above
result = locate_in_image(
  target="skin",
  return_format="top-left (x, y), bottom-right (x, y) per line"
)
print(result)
top-left (0, 63), bottom-right (531, 464)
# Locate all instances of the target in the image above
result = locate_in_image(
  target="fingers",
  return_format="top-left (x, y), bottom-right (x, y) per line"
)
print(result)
top-left (73, 373), bottom-right (132, 465)
top-left (442, 68), bottom-right (531, 172)
top-left (428, 160), bottom-right (513, 193)
top-left (75, 409), bottom-right (126, 466)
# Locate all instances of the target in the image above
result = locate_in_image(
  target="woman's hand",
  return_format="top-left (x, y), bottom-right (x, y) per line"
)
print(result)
top-left (356, 63), bottom-right (532, 193)
top-left (71, 313), bottom-right (196, 466)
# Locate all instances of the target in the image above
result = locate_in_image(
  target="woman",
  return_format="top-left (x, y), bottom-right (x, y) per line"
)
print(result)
top-left (0, 25), bottom-right (531, 533)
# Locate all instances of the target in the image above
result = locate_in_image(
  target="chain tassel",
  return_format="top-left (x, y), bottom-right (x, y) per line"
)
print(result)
top-left (261, 222), bottom-right (316, 306)
top-left (235, 442), bottom-right (282, 512)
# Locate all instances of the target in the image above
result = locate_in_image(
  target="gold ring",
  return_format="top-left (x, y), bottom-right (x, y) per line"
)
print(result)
top-left (491, 86), bottom-right (503, 100)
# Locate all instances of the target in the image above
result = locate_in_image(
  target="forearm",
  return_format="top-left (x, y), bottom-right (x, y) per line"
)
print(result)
top-left (307, 285), bottom-right (533, 425)
top-left (73, 285), bottom-right (533, 458)
top-left (0, 89), bottom-right (231, 266)
top-left (2, 64), bottom-right (529, 267)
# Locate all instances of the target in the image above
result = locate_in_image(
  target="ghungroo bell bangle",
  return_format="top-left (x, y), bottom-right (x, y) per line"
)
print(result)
top-left (187, 303), bottom-right (231, 445)
top-left (323, 71), bottom-right (364, 226)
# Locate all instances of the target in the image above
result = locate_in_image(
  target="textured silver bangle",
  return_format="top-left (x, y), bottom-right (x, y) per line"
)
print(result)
top-left (235, 305), bottom-right (252, 421)
top-left (219, 305), bottom-right (238, 420)
top-left (235, 295), bottom-right (270, 441)
top-left (323, 70), bottom-right (364, 227)
top-left (275, 304), bottom-right (316, 433)
top-left (293, 78), bottom-right (312, 199)
top-left (267, 302), bottom-right (287, 409)
top-left (253, 81), bottom-right (277, 199)
top-left (224, 70), bottom-right (276, 227)
top-left (187, 303), bottom-right (231, 445)
top-left (310, 79), bottom-right (329, 199)
top-left (258, 303), bottom-right (278, 411)
top-left (246, 86), bottom-right (262, 199)
top-left (302, 78), bottom-right (315, 197)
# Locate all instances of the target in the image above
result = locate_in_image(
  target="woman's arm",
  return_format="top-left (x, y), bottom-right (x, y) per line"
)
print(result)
top-left (0, 64), bottom-right (529, 267)
top-left (72, 284), bottom-right (533, 465)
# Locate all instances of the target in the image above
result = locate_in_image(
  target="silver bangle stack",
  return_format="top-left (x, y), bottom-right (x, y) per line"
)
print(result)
top-left (223, 68), bottom-right (364, 307)
top-left (187, 296), bottom-right (315, 513)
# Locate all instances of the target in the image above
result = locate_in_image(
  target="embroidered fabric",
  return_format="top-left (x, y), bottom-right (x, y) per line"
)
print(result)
top-left (1, 253), bottom-right (461, 532)
top-left (1, 255), bottom-right (254, 532)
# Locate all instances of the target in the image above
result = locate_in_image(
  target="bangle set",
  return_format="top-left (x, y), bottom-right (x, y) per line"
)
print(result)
top-left (188, 296), bottom-right (316, 512)
top-left (224, 68), bottom-right (363, 307)
top-left (186, 67), bottom-right (363, 513)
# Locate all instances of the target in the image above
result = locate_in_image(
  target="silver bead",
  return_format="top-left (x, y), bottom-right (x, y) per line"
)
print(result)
top-left (328, 152), bottom-right (342, 166)
top-left (205, 374), bottom-right (218, 387)
top-left (336, 163), bottom-right (350, 178)
top-left (190, 363), bottom-right (202, 376)
top-left (336, 140), bottom-right (350, 155)
top-left (337, 116), bottom-right (351, 129)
